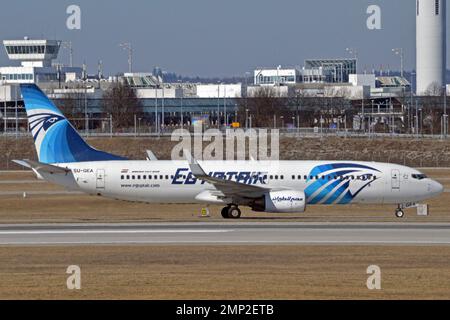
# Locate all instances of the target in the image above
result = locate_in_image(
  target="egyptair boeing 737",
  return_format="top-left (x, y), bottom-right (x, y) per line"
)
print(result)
top-left (14, 84), bottom-right (443, 219)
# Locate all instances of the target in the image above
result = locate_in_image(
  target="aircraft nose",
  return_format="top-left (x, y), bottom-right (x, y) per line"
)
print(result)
top-left (430, 180), bottom-right (444, 196)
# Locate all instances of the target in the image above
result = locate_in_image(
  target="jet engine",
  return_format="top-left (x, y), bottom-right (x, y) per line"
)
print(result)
top-left (251, 190), bottom-right (306, 213)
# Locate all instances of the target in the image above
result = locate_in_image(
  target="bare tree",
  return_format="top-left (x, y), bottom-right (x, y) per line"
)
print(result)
top-left (57, 90), bottom-right (85, 130)
top-left (425, 82), bottom-right (443, 96)
top-left (101, 82), bottom-right (143, 130)
top-left (237, 86), bottom-right (285, 127)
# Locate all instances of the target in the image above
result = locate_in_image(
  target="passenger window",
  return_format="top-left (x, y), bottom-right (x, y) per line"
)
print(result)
top-left (137, 175), bottom-right (141, 180)
top-left (126, 175), bottom-right (130, 180)
top-left (132, 175), bottom-right (135, 180)
top-left (165, 175), bottom-right (169, 180)
top-left (292, 175), bottom-right (295, 180)
top-left (270, 175), bottom-right (273, 179)
top-left (304, 175), bottom-right (307, 180)
top-left (275, 175), bottom-right (279, 180)
top-left (121, 175), bottom-right (124, 180)
top-left (298, 175), bottom-right (301, 180)
top-left (280, 175), bottom-right (284, 180)
top-left (154, 175), bottom-right (157, 179)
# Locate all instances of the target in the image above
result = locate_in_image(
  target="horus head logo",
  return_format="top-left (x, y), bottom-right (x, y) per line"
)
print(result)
top-left (29, 112), bottom-right (65, 141)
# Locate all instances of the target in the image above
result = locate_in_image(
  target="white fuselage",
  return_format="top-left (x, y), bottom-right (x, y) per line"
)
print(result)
top-left (41, 160), bottom-right (443, 208)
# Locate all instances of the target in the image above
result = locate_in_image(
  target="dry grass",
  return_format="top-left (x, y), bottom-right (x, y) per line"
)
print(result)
top-left (0, 245), bottom-right (449, 300)
top-left (3, 136), bottom-right (450, 170)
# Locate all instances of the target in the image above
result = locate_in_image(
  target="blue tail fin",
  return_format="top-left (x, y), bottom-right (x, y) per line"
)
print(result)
top-left (20, 84), bottom-right (127, 164)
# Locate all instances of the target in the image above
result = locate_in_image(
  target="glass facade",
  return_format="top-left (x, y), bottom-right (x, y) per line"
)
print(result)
top-left (256, 75), bottom-right (297, 85)
top-left (1, 73), bottom-right (33, 81)
top-left (305, 59), bottom-right (357, 83)
top-left (5, 45), bottom-right (58, 55)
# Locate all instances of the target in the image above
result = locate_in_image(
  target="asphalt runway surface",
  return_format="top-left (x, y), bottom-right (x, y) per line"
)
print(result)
top-left (1, 222), bottom-right (450, 245)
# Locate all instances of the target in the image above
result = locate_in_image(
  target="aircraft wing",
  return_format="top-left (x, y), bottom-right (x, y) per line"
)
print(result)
top-left (185, 151), bottom-right (271, 199)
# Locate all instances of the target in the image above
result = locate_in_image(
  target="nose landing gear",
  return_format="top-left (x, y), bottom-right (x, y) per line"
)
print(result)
top-left (221, 205), bottom-right (241, 219)
top-left (395, 207), bottom-right (405, 218)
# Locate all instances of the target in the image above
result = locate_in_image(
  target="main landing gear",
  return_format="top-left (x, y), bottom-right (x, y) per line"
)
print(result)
top-left (221, 205), bottom-right (241, 219)
top-left (395, 206), bottom-right (405, 218)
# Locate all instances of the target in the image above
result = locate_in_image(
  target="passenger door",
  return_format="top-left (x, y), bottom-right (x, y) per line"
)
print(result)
top-left (391, 169), bottom-right (400, 191)
top-left (96, 169), bottom-right (105, 189)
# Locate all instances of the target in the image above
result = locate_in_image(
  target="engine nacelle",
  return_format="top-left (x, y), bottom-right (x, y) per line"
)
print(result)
top-left (251, 190), bottom-right (306, 213)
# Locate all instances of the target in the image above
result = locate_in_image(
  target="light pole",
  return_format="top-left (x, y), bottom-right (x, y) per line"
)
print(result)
top-left (178, 80), bottom-right (184, 128)
top-left (119, 42), bottom-right (133, 73)
top-left (14, 85), bottom-right (18, 138)
top-left (84, 83), bottom-right (88, 135)
top-left (223, 85), bottom-right (227, 127)
top-left (62, 41), bottom-right (74, 67)
top-left (162, 84), bottom-right (165, 130)
top-left (443, 85), bottom-right (447, 138)
top-left (245, 109), bottom-right (249, 128)
top-left (410, 72), bottom-right (416, 134)
top-left (155, 78), bottom-right (158, 134)
top-left (217, 82), bottom-right (221, 127)
top-left (392, 48), bottom-right (404, 78)
top-left (415, 99), bottom-right (419, 139)
top-left (277, 65), bottom-right (281, 96)
top-left (244, 71), bottom-right (250, 112)
top-left (346, 47), bottom-right (358, 72)
top-left (3, 85), bottom-right (6, 133)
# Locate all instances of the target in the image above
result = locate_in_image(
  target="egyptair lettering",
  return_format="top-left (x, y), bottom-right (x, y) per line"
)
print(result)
top-left (171, 168), bottom-right (267, 185)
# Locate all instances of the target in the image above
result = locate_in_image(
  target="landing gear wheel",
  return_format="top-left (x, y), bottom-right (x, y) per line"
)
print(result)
top-left (395, 209), bottom-right (405, 218)
top-left (227, 206), bottom-right (241, 219)
top-left (221, 207), bottom-right (230, 219)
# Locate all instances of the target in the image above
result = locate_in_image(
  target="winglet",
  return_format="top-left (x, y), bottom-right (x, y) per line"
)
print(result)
top-left (183, 149), bottom-right (207, 177)
top-left (146, 150), bottom-right (158, 161)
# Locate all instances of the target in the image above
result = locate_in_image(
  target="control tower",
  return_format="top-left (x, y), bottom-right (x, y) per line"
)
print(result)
top-left (3, 38), bottom-right (61, 68)
top-left (0, 38), bottom-right (68, 84)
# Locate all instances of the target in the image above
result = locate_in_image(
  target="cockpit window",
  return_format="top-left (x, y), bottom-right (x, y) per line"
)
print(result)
top-left (412, 174), bottom-right (427, 180)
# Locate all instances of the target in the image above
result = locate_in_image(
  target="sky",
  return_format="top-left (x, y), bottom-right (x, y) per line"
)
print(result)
top-left (0, 0), bottom-right (448, 77)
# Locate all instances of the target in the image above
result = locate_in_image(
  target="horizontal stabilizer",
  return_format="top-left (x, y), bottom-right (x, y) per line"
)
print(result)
top-left (12, 159), bottom-right (70, 174)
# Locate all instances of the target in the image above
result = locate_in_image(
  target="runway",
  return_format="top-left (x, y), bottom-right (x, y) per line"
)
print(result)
top-left (1, 222), bottom-right (450, 245)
